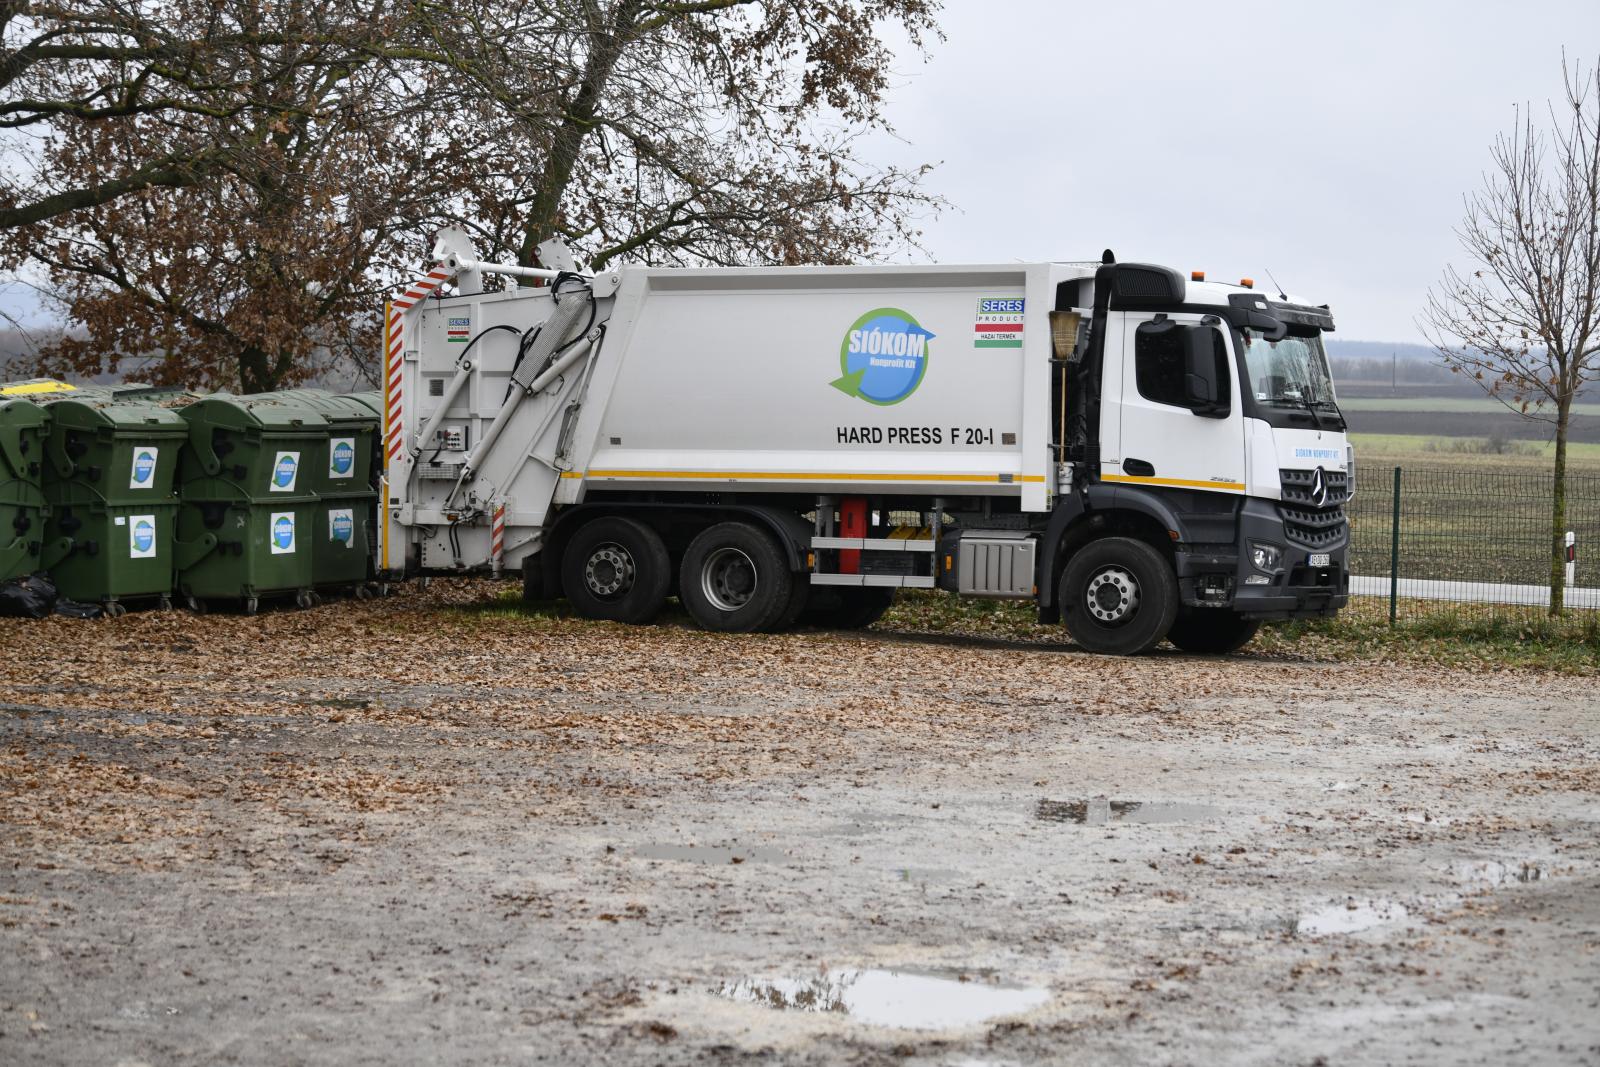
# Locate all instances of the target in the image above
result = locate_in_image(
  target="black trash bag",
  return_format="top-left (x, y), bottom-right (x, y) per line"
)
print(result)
top-left (0, 573), bottom-right (58, 619)
top-left (53, 597), bottom-right (103, 619)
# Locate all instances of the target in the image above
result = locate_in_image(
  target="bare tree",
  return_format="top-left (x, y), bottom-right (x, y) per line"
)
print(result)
top-left (1422, 55), bottom-right (1600, 614)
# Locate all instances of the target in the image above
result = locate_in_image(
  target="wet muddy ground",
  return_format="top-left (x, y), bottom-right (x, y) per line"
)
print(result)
top-left (2, 583), bottom-right (1599, 1065)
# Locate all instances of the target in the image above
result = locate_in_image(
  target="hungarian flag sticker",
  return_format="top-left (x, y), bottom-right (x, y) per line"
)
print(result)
top-left (974, 297), bottom-right (1024, 349)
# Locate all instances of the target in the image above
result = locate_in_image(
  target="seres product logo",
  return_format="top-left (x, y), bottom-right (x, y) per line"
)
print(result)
top-left (830, 308), bottom-right (936, 405)
top-left (131, 449), bottom-right (156, 485)
top-left (132, 519), bottom-right (154, 553)
top-left (273, 515), bottom-right (295, 549)
top-left (330, 440), bottom-right (355, 476)
top-left (330, 510), bottom-right (354, 544)
top-left (272, 453), bottom-right (298, 488)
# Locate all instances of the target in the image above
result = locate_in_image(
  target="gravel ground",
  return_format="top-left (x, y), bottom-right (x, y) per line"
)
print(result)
top-left (2, 582), bottom-right (1598, 1065)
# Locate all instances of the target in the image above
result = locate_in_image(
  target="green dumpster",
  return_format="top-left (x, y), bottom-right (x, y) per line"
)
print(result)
top-left (0, 398), bottom-right (52, 581)
top-left (175, 393), bottom-right (329, 613)
top-left (38, 394), bottom-right (189, 614)
top-left (274, 389), bottom-right (379, 594)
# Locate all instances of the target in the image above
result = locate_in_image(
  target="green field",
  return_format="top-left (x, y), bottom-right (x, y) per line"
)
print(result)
top-left (1350, 432), bottom-right (1600, 470)
top-left (1340, 396), bottom-right (1600, 417)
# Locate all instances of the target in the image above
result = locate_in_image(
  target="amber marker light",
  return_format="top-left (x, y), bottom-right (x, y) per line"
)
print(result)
top-left (1191, 271), bottom-right (1205, 282)
top-left (1240, 278), bottom-right (1254, 289)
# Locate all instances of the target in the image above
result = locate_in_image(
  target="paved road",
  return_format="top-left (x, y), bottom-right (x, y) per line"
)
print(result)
top-left (1352, 574), bottom-right (1600, 609)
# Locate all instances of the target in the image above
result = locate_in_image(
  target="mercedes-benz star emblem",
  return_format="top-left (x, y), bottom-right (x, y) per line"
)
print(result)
top-left (1310, 467), bottom-right (1328, 508)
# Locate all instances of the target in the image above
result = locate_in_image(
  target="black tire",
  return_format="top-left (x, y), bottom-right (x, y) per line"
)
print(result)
top-left (561, 516), bottom-right (670, 624)
top-left (1060, 537), bottom-right (1178, 655)
top-left (802, 586), bottom-right (895, 630)
top-left (1166, 609), bottom-right (1261, 654)
top-left (770, 575), bottom-right (812, 632)
top-left (521, 557), bottom-right (548, 603)
top-left (679, 522), bottom-right (792, 633)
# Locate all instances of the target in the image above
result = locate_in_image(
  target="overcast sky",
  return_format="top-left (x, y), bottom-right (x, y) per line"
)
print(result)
top-left (867, 0), bottom-right (1600, 342)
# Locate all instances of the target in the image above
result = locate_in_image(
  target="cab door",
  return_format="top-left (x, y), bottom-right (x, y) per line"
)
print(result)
top-left (1106, 312), bottom-right (1245, 494)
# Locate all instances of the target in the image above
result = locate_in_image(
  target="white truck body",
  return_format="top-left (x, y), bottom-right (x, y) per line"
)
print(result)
top-left (377, 234), bottom-right (1351, 653)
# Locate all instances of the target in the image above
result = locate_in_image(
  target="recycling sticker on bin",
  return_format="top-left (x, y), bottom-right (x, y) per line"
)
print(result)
top-left (129, 514), bottom-right (156, 559)
top-left (129, 447), bottom-right (158, 489)
top-left (329, 438), bottom-right (355, 479)
top-left (329, 507), bottom-right (354, 547)
top-left (270, 511), bottom-right (296, 554)
top-left (270, 451), bottom-right (300, 492)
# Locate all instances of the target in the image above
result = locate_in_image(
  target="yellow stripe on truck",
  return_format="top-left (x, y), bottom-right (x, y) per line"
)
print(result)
top-left (562, 469), bottom-right (1046, 484)
top-left (1102, 473), bottom-right (1245, 492)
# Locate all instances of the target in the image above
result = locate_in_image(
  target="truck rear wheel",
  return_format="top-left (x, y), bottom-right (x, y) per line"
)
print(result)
top-left (802, 586), bottom-right (895, 630)
top-left (1060, 537), bottom-right (1178, 655)
top-left (561, 516), bottom-right (670, 624)
top-left (680, 522), bottom-right (792, 633)
top-left (1166, 609), bottom-right (1260, 654)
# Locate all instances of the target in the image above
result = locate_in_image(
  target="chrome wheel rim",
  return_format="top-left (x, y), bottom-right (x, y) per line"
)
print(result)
top-left (584, 543), bottom-right (635, 598)
top-left (701, 547), bottom-right (757, 612)
top-left (1085, 566), bottom-right (1139, 624)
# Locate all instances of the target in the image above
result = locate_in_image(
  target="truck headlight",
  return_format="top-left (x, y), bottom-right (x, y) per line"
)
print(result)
top-left (1250, 541), bottom-right (1283, 571)
top-left (1346, 444), bottom-right (1356, 501)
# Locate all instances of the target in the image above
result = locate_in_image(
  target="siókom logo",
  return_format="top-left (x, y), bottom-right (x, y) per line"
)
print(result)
top-left (131, 449), bottom-right (156, 486)
top-left (272, 514), bottom-right (295, 550)
top-left (330, 439), bottom-right (355, 477)
top-left (272, 452), bottom-right (298, 490)
top-left (130, 517), bottom-right (156, 558)
top-left (830, 308), bottom-right (936, 406)
top-left (330, 509), bottom-right (354, 545)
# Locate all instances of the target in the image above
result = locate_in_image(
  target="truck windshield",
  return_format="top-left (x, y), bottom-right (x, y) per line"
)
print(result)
top-left (1239, 329), bottom-right (1338, 410)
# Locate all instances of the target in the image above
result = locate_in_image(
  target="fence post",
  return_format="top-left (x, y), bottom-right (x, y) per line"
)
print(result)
top-left (1388, 466), bottom-right (1402, 626)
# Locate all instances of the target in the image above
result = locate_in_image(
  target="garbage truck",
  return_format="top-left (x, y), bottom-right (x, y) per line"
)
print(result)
top-left (375, 231), bottom-right (1350, 654)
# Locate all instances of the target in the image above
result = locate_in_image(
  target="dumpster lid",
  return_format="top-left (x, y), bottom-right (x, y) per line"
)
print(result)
top-left (49, 394), bottom-right (190, 433)
top-left (181, 392), bottom-right (332, 432)
top-left (275, 388), bottom-right (380, 427)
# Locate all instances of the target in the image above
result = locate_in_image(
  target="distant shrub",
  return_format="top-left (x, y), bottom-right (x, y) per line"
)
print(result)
top-left (1424, 434), bottom-right (1540, 456)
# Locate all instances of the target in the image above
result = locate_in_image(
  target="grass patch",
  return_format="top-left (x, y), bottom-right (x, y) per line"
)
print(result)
top-left (883, 589), bottom-right (1599, 673)
top-left (1350, 433), bottom-right (1600, 469)
top-left (1256, 605), bottom-right (1600, 674)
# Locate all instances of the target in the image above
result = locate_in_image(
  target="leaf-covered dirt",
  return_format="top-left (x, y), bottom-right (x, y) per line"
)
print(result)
top-left (2, 581), bottom-right (1597, 1065)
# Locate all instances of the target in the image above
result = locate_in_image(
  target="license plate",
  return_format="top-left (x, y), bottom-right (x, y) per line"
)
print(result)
top-left (1309, 553), bottom-right (1330, 568)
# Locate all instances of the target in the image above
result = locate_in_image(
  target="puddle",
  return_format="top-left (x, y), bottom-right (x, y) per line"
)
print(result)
top-left (635, 844), bottom-right (785, 865)
top-left (715, 968), bottom-right (1049, 1030)
top-left (1452, 859), bottom-right (1548, 885)
top-left (1035, 798), bottom-right (1221, 825)
top-left (1294, 898), bottom-right (1410, 936)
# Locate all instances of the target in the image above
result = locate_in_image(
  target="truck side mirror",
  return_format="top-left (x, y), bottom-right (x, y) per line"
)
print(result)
top-left (1183, 327), bottom-right (1230, 418)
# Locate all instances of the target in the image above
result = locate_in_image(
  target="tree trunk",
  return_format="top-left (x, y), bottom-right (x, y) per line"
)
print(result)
top-left (1549, 400), bottom-right (1571, 615)
top-left (516, 0), bottom-right (642, 275)
top-left (239, 346), bottom-right (278, 394)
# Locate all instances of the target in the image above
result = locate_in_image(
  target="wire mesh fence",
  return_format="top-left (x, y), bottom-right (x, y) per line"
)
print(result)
top-left (1347, 464), bottom-right (1600, 620)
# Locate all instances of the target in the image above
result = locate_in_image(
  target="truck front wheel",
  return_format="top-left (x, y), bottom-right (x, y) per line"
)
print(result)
top-left (680, 522), bottom-right (792, 633)
top-left (561, 516), bottom-right (670, 624)
top-left (1060, 537), bottom-right (1178, 655)
top-left (1166, 609), bottom-right (1260, 654)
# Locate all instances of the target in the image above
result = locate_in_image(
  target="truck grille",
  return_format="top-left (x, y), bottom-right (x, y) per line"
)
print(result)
top-left (1279, 467), bottom-right (1349, 507)
top-left (1278, 503), bottom-right (1347, 548)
